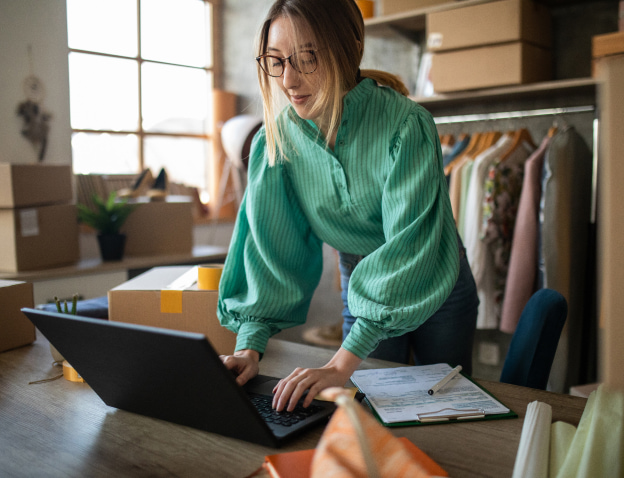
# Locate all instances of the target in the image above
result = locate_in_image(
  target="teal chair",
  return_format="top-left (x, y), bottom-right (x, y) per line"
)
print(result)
top-left (500, 288), bottom-right (568, 389)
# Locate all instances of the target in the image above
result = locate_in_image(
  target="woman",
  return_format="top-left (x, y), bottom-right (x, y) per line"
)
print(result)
top-left (217, 0), bottom-right (478, 413)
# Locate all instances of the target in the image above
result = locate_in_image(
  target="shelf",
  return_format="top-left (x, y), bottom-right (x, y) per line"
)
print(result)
top-left (364, 0), bottom-right (497, 37)
top-left (364, 0), bottom-right (594, 36)
top-left (0, 245), bottom-right (229, 282)
top-left (410, 77), bottom-right (597, 111)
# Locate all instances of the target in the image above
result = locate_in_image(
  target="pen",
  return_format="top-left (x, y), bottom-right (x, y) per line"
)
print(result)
top-left (427, 365), bottom-right (463, 395)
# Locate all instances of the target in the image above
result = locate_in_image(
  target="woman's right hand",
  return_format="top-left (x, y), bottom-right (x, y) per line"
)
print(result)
top-left (219, 349), bottom-right (260, 386)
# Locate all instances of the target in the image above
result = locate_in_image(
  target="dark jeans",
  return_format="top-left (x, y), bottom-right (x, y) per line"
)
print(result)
top-left (340, 238), bottom-right (479, 375)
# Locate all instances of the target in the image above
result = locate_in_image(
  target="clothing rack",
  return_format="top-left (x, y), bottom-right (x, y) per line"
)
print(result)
top-left (433, 104), bottom-right (598, 224)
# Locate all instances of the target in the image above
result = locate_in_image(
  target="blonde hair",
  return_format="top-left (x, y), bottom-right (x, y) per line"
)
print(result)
top-left (256, 0), bottom-right (409, 165)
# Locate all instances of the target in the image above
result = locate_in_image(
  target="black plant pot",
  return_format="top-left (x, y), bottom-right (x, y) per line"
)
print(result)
top-left (97, 233), bottom-right (126, 261)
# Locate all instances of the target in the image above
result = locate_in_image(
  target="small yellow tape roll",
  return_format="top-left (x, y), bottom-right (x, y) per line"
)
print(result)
top-left (197, 264), bottom-right (224, 290)
top-left (63, 360), bottom-right (84, 383)
top-left (355, 0), bottom-right (374, 18)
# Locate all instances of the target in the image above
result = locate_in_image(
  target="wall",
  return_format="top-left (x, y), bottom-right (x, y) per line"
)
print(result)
top-left (221, 0), bottom-right (273, 116)
top-left (0, 0), bottom-right (72, 165)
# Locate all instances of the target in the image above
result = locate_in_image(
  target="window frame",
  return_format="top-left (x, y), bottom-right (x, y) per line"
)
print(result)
top-left (67, 0), bottom-right (220, 178)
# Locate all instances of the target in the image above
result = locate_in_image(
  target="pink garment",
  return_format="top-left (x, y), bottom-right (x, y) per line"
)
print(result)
top-left (500, 135), bottom-right (552, 334)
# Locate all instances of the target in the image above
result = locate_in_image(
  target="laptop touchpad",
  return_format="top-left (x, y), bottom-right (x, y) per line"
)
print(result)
top-left (244, 375), bottom-right (280, 395)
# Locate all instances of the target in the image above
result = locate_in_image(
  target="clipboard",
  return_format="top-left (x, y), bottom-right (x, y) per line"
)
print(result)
top-left (351, 363), bottom-right (518, 427)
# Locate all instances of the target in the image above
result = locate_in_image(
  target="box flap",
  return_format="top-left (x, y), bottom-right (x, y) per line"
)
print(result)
top-left (112, 266), bottom-right (199, 291)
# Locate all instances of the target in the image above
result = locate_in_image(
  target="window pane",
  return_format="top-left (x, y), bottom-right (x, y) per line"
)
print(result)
top-left (142, 63), bottom-right (210, 134)
top-left (72, 133), bottom-right (139, 174)
top-left (69, 53), bottom-right (139, 131)
top-left (67, 0), bottom-right (138, 57)
top-left (141, 0), bottom-right (208, 67)
top-left (144, 136), bottom-right (209, 192)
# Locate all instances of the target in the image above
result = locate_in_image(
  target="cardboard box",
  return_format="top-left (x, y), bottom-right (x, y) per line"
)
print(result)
top-left (108, 266), bottom-right (236, 356)
top-left (0, 204), bottom-right (79, 272)
top-left (591, 31), bottom-right (624, 77)
top-left (427, 0), bottom-right (551, 52)
top-left (0, 280), bottom-right (35, 352)
top-left (592, 31), bottom-right (624, 59)
top-left (380, 0), bottom-right (453, 16)
top-left (0, 163), bottom-right (73, 208)
top-left (430, 41), bottom-right (552, 92)
top-left (122, 196), bottom-right (193, 256)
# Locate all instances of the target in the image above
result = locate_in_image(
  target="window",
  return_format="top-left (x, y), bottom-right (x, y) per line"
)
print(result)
top-left (66, 0), bottom-right (215, 201)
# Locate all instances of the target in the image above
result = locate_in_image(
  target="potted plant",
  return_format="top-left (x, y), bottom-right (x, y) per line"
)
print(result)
top-left (77, 191), bottom-right (137, 261)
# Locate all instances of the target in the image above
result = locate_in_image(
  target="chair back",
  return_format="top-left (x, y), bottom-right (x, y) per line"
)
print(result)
top-left (500, 288), bottom-right (567, 389)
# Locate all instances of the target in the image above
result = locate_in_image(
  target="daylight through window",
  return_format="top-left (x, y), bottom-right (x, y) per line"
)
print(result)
top-left (66, 0), bottom-right (214, 200)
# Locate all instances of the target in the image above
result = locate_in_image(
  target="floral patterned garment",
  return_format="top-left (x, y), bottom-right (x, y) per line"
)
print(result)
top-left (481, 141), bottom-right (535, 322)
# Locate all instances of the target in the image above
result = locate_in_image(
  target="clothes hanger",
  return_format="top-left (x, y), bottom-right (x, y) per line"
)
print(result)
top-left (460, 132), bottom-right (482, 158)
top-left (444, 132), bottom-right (480, 176)
top-left (499, 128), bottom-right (536, 163)
top-left (475, 130), bottom-right (502, 157)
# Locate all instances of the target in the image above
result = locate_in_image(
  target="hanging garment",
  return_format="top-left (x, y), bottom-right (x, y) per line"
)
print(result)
top-left (444, 132), bottom-right (481, 177)
top-left (457, 157), bottom-right (475, 239)
top-left (500, 134), bottom-right (552, 334)
top-left (539, 125), bottom-right (593, 392)
top-left (444, 133), bottom-right (470, 164)
top-left (444, 134), bottom-right (470, 189)
top-left (452, 132), bottom-right (503, 226)
top-left (449, 155), bottom-right (470, 223)
top-left (479, 133), bottom-right (535, 328)
top-left (463, 134), bottom-right (513, 329)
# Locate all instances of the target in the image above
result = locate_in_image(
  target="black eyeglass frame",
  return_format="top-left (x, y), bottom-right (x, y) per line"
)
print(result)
top-left (255, 49), bottom-right (322, 77)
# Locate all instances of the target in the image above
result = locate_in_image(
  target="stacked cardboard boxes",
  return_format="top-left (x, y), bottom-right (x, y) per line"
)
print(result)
top-left (0, 164), bottom-right (79, 272)
top-left (427, 0), bottom-right (553, 92)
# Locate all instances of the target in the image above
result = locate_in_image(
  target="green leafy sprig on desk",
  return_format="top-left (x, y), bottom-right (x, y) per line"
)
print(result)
top-left (77, 191), bottom-right (138, 235)
top-left (54, 294), bottom-right (78, 315)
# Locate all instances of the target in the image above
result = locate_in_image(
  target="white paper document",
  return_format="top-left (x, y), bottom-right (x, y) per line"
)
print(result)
top-left (351, 363), bottom-right (510, 424)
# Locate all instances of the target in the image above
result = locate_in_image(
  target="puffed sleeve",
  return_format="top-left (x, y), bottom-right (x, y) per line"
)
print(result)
top-left (217, 128), bottom-right (324, 354)
top-left (341, 109), bottom-right (460, 359)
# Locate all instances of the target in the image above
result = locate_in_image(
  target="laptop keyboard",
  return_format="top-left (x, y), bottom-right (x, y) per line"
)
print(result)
top-left (249, 393), bottom-right (324, 427)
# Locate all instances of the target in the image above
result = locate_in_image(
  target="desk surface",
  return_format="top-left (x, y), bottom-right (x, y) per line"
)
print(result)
top-left (0, 245), bottom-right (228, 281)
top-left (0, 336), bottom-right (587, 478)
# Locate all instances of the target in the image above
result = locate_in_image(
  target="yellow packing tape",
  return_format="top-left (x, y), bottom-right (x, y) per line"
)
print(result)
top-left (63, 360), bottom-right (84, 383)
top-left (197, 264), bottom-right (224, 290)
top-left (161, 289), bottom-right (183, 313)
top-left (160, 264), bottom-right (223, 313)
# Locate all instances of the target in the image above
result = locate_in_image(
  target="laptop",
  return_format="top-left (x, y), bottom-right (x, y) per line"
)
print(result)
top-left (21, 308), bottom-right (335, 448)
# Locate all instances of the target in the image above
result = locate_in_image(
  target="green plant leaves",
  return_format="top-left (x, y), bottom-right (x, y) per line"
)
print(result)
top-left (77, 191), bottom-right (138, 234)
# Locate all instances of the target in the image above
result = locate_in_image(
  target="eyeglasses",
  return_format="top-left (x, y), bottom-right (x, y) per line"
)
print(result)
top-left (256, 49), bottom-right (320, 77)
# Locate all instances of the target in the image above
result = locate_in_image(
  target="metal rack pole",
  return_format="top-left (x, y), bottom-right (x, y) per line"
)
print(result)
top-left (433, 105), bottom-right (595, 125)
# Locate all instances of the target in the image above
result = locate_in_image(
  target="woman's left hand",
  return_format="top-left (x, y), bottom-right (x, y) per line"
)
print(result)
top-left (272, 347), bottom-right (363, 412)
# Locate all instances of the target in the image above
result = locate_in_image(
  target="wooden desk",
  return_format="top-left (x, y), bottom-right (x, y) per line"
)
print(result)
top-left (0, 337), bottom-right (587, 477)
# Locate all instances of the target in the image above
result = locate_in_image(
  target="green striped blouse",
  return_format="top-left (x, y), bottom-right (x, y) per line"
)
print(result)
top-left (217, 78), bottom-right (459, 359)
